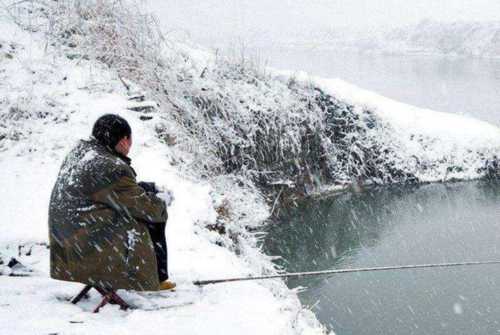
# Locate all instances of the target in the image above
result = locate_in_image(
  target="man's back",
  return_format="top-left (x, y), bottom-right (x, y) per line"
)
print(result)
top-left (49, 139), bottom-right (128, 227)
top-left (48, 138), bottom-right (166, 291)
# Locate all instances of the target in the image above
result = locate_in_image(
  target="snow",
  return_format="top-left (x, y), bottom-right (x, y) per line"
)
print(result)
top-left (313, 76), bottom-right (500, 145)
top-left (274, 69), bottom-right (500, 183)
top-left (310, 20), bottom-right (500, 59)
top-left (0, 20), bottom-right (324, 335)
top-left (315, 76), bottom-right (500, 179)
top-left (2, 3), bottom-right (500, 334)
top-left (453, 302), bottom-right (464, 315)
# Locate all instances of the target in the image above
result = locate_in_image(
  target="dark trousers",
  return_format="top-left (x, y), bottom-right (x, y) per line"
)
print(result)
top-left (145, 221), bottom-right (169, 282)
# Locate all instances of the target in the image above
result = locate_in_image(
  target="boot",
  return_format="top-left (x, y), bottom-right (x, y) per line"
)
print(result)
top-left (159, 280), bottom-right (176, 291)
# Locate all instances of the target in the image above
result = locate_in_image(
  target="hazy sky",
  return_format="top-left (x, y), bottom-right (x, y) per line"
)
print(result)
top-left (148, 0), bottom-right (500, 47)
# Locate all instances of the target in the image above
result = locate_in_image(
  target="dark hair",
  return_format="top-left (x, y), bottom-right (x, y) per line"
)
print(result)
top-left (92, 114), bottom-right (131, 148)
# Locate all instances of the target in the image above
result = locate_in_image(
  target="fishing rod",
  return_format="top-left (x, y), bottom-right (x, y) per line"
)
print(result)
top-left (193, 260), bottom-right (500, 286)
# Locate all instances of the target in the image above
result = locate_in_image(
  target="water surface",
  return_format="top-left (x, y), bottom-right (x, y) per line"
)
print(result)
top-left (253, 47), bottom-right (500, 126)
top-left (263, 181), bottom-right (500, 334)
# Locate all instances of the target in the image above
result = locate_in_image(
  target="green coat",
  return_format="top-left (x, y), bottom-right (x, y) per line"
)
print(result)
top-left (48, 139), bottom-right (167, 291)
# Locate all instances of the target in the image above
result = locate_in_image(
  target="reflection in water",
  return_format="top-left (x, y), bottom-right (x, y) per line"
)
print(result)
top-left (263, 181), bottom-right (500, 334)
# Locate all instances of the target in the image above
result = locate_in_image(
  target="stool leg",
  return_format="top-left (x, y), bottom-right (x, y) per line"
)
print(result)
top-left (109, 291), bottom-right (131, 310)
top-left (71, 285), bottom-right (93, 304)
top-left (72, 285), bottom-right (132, 313)
top-left (92, 287), bottom-right (132, 312)
top-left (93, 293), bottom-right (111, 313)
top-left (94, 286), bottom-right (108, 296)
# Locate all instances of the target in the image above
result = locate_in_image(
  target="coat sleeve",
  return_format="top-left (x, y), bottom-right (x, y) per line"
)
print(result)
top-left (91, 167), bottom-right (167, 224)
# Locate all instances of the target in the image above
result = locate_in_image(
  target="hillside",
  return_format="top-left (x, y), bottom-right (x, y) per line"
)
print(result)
top-left (0, 7), bottom-right (324, 335)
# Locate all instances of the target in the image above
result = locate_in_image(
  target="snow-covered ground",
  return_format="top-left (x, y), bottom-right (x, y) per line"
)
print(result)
top-left (312, 74), bottom-right (500, 183)
top-left (0, 20), bottom-right (324, 334)
top-left (272, 70), bottom-right (500, 185)
top-left (2, 3), bottom-right (500, 335)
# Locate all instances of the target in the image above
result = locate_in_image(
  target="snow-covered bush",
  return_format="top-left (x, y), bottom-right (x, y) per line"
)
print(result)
top-left (4, 1), bottom-right (498, 212)
top-left (5, 1), bottom-right (412, 194)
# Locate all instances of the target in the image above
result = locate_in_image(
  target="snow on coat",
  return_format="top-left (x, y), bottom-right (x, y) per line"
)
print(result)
top-left (48, 139), bottom-right (167, 291)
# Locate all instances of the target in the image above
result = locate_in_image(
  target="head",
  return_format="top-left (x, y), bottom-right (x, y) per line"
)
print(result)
top-left (92, 114), bottom-right (132, 156)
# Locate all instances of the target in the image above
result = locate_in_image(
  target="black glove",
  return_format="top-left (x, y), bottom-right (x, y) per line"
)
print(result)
top-left (138, 181), bottom-right (159, 194)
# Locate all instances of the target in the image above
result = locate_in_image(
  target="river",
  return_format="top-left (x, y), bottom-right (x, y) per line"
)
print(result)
top-left (263, 181), bottom-right (500, 334)
top-left (260, 49), bottom-right (500, 334)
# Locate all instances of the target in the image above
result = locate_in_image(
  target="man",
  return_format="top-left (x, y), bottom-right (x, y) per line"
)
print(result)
top-left (48, 114), bottom-right (175, 291)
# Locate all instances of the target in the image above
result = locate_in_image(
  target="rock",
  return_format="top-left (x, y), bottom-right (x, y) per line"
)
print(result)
top-left (6, 257), bottom-right (33, 277)
top-left (7, 257), bottom-right (21, 268)
top-left (162, 134), bottom-right (176, 146)
top-left (127, 100), bottom-right (158, 113)
top-left (128, 94), bottom-right (146, 102)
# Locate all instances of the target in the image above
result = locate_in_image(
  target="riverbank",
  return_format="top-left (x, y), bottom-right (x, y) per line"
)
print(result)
top-left (0, 17), bottom-right (326, 335)
top-left (247, 47), bottom-right (500, 127)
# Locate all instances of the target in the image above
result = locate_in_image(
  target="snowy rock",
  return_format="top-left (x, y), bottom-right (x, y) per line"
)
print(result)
top-left (127, 100), bottom-right (158, 113)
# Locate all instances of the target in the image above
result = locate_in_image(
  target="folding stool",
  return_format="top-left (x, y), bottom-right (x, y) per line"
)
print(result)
top-left (71, 284), bottom-right (132, 313)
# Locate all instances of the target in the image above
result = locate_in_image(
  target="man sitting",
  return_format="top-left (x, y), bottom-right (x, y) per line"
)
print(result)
top-left (48, 114), bottom-right (175, 292)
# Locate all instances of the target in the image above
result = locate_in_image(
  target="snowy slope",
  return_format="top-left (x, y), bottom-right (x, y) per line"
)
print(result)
top-left (0, 21), bottom-right (324, 335)
top-left (274, 70), bottom-right (500, 184)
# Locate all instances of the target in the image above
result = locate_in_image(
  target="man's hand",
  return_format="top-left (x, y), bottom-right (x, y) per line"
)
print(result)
top-left (138, 182), bottom-right (174, 207)
top-left (138, 181), bottom-right (159, 194)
